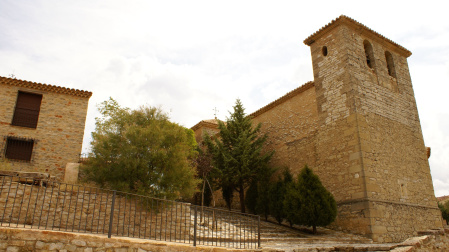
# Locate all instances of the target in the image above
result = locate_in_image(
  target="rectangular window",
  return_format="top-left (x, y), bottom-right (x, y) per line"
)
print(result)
top-left (11, 91), bottom-right (43, 129)
top-left (4, 137), bottom-right (35, 162)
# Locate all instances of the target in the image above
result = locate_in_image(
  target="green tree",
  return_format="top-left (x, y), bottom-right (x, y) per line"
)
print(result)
top-left (193, 149), bottom-right (214, 207)
top-left (255, 165), bottom-right (276, 220)
top-left (439, 202), bottom-right (449, 225)
top-left (245, 165), bottom-right (276, 219)
top-left (269, 168), bottom-right (293, 224)
top-left (83, 98), bottom-right (199, 200)
top-left (284, 174), bottom-right (301, 226)
top-left (245, 180), bottom-right (259, 214)
top-left (222, 184), bottom-right (235, 210)
top-left (295, 165), bottom-right (337, 234)
top-left (205, 99), bottom-right (273, 213)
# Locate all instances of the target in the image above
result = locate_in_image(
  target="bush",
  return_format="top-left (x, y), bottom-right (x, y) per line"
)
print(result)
top-left (268, 168), bottom-right (293, 224)
top-left (439, 202), bottom-right (449, 225)
top-left (284, 165), bottom-right (337, 234)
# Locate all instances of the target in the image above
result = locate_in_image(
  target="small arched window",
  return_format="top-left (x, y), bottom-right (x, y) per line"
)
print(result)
top-left (363, 40), bottom-right (375, 69)
top-left (322, 46), bottom-right (328, 56)
top-left (385, 51), bottom-right (396, 78)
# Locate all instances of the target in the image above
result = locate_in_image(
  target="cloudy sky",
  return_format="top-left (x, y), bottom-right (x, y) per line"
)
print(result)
top-left (1, 0), bottom-right (448, 196)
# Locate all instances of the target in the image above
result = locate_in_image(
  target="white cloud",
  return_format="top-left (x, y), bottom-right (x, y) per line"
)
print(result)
top-left (1, 0), bottom-right (448, 196)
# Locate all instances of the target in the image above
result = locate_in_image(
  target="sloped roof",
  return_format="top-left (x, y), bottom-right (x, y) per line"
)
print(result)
top-left (250, 81), bottom-right (314, 118)
top-left (304, 15), bottom-right (412, 57)
top-left (191, 119), bottom-right (220, 131)
top-left (0, 76), bottom-right (92, 98)
top-left (193, 82), bottom-right (315, 129)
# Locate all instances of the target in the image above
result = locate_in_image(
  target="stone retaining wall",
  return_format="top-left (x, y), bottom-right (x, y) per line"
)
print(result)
top-left (0, 226), bottom-right (448, 251)
top-left (0, 179), bottom-right (259, 248)
top-left (0, 226), bottom-right (250, 252)
top-left (0, 179), bottom-right (192, 240)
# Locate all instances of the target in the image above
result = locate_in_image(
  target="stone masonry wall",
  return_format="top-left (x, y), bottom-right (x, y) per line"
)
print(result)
top-left (346, 28), bottom-right (436, 206)
top-left (0, 227), bottom-right (250, 252)
top-left (251, 83), bottom-right (318, 176)
top-left (309, 24), bottom-right (368, 203)
top-left (192, 16), bottom-right (443, 243)
top-left (0, 179), bottom-right (258, 248)
top-left (0, 80), bottom-right (90, 180)
top-left (1, 225), bottom-right (449, 251)
top-left (306, 19), bottom-right (442, 242)
top-left (369, 201), bottom-right (442, 243)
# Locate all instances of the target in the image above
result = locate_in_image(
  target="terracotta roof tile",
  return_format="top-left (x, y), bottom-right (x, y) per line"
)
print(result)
top-left (0, 76), bottom-right (92, 98)
top-left (304, 15), bottom-right (412, 57)
top-left (191, 119), bottom-right (221, 131)
top-left (193, 82), bottom-right (314, 130)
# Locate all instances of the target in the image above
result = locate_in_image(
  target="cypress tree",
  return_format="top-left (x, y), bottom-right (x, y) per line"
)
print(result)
top-left (296, 165), bottom-right (337, 234)
top-left (222, 184), bottom-right (234, 211)
top-left (245, 180), bottom-right (259, 214)
top-left (269, 168), bottom-right (293, 224)
top-left (205, 99), bottom-right (273, 213)
top-left (255, 165), bottom-right (276, 220)
top-left (283, 175), bottom-right (301, 226)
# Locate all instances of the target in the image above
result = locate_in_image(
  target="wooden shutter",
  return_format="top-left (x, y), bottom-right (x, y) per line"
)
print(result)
top-left (11, 92), bottom-right (43, 128)
top-left (5, 138), bottom-right (34, 162)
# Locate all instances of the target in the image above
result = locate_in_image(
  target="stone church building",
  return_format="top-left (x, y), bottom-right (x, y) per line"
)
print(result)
top-left (0, 76), bottom-right (92, 181)
top-left (192, 16), bottom-right (443, 242)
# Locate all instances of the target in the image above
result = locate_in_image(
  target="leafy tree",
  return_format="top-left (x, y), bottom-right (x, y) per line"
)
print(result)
top-left (82, 98), bottom-right (200, 200)
top-left (205, 99), bottom-right (273, 213)
top-left (269, 168), bottom-right (293, 224)
top-left (193, 149), bottom-right (214, 206)
top-left (295, 165), bottom-right (337, 234)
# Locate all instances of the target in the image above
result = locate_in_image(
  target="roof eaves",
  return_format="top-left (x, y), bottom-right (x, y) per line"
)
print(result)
top-left (0, 76), bottom-right (93, 98)
top-left (191, 119), bottom-right (220, 131)
top-left (249, 81), bottom-right (314, 118)
top-left (303, 15), bottom-right (412, 57)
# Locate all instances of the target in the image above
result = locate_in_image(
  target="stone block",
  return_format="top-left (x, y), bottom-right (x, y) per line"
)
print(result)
top-left (64, 163), bottom-right (80, 184)
top-left (371, 225), bottom-right (389, 235)
top-left (6, 247), bottom-right (20, 252)
top-left (35, 241), bottom-right (46, 249)
top-left (348, 165), bottom-right (362, 173)
top-left (72, 240), bottom-right (87, 246)
top-left (365, 183), bottom-right (381, 193)
top-left (349, 152), bottom-right (361, 161)
top-left (351, 192), bottom-right (365, 199)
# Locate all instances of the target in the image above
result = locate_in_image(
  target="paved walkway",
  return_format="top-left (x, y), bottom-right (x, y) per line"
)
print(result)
top-left (257, 219), bottom-right (437, 251)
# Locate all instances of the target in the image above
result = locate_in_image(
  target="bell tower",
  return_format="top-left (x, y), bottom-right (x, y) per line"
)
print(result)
top-left (304, 16), bottom-right (442, 242)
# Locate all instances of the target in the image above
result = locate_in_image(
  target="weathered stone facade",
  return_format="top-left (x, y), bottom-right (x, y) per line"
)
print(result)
top-left (192, 16), bottom-right (443, 242)
top-left (0, 76), bottom-right (92, 180)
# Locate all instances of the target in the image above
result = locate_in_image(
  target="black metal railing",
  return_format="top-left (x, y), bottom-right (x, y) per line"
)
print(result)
top-left (0, 175), bottom-right (260, 249)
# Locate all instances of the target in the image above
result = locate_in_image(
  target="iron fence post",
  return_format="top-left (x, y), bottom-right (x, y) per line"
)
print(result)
top-left (258, 215), bottom-right (261, 248)
top-left (108, 191), bottom-right (116, 238)
top-left (193, 205), bottom-right (198, 246)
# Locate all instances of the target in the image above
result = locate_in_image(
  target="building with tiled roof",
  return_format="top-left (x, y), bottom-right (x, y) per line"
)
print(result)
top-left (191, 119), bottom-right (222, 147)
top-left (0, 76), bottom-right (92, 181)
top-left (192, 15), bottom-right (442, 242)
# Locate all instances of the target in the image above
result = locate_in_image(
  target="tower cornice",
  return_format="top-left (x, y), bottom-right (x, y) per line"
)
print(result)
top-left (304, 15), bottom-right (412, 58)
